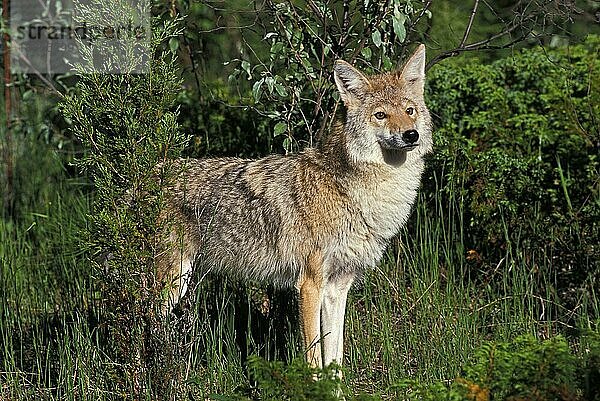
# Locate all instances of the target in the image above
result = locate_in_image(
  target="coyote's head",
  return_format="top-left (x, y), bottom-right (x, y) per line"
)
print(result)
top-left (334, 45), bottom-right (432, 166)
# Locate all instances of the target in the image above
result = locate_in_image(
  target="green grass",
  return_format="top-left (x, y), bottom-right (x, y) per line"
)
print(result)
top-left (1, 138), bottom-right (598, 400)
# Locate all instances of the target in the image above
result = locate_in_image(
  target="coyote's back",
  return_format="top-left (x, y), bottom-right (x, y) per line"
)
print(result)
top-left (158, 45), bottom-right (432, 370)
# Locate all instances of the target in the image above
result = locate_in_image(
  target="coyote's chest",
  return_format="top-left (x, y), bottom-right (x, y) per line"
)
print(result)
top-left (324, 163), bottom-right (423, 270)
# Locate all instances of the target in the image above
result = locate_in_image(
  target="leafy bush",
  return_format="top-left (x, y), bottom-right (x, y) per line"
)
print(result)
top-left (212, 332), bottom-right (599, 400)
top-left (424, 36), bottom-right (599, 308)
top-left (395, 332), bottom-right (600, 401)
top-left (461, 336), bottom-right (578, 400)
top-left (60, 6), bottom-right (188, 395)
top-left (225, 0), bottom-right (430, 153)
top-left (244, 356), bottom-right (345, 401)
top-left (177, 82), bottom-right (275, 158)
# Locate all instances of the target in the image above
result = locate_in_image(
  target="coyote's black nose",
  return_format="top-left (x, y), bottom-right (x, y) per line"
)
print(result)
top-left (402, 129), bottom-right (419, 144)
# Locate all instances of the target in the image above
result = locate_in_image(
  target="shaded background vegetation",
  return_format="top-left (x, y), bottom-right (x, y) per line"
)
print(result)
top-left (1, 0), bottom-right (599, 399)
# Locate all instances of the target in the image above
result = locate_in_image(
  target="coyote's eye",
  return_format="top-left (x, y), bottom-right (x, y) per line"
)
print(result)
top-left (374, 111), bottom-right (387, 120)
top-left (405, 107), bottom-right (415, 116)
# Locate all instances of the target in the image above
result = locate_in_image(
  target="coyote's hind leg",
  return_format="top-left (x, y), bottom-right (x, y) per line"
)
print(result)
top-left (158, 249), bottom-right (193, 315)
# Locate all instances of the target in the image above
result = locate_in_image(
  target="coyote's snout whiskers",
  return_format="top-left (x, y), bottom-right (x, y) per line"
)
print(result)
top-left (157, 45), bottom-right (432, 371)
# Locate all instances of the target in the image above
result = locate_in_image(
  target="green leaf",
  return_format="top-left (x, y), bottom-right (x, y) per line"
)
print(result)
top-left (283, 136), bottom-right (292, 152)
top-left (301, 57), bottom-right (313, 71)
top-left (372, 29), bottom-right (382, 48)
top-left (22, 89), bottom-right (34, 101)
top-left (273, 122), bottom-right (287, 136)
top-left (274, 82), bottom-right (287, 97)
top-left (270, 42), bottom-right (284, 58)
top-left (265, 76), bottom-right (275, 94)
top-left (252, 78), bottom-right (264, 102)
top-left (241, 60), bottom-right (252, 79)
top-left (168, 37), bottom-right (179, 54)
top-left (361, 47), bottom-right (372, 60)
top-left (392, 8), bottom-right (407, 43)
top-left (383, 55), bottom-right (392, 70)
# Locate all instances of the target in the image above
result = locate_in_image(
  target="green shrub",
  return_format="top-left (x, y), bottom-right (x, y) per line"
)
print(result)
top-left (461, 336), bottom-right (578, 400)
top-left (395, 332), bottom-right (600, 401)
top-left (177, 82), bottom-right (274, 158)
top-left (425, 36), bottom-right (599, 309)
top-left (211, 356), bottom-right (380, 401)
top-left (213, 332), bottom-right (599, 400)
top-left (245, 356), bottom-right (344, 401)
top-left (60, 6), bottom-right (188, 396)
top-left (579, 328), bottom-right (600, 401)
top-left (224, 0), bottom-right (431, 154)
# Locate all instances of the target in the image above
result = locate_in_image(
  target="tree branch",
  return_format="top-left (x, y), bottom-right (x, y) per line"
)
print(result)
top-left (460, 0), bottom-right (480, 48)
top-left (336, 0), bottom-right (351, 50)
top-left (425, 0), bottom-right (580, 70)
top-left (3, 0), bottom-right (14, 215)
top-left (425, 0), bottom-right (544, 70)
top-left (407, 0), bottom-right (433, 34)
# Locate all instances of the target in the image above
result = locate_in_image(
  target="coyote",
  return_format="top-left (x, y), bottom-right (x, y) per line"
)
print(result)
top-left (158, 45), bottom-right (432, 370)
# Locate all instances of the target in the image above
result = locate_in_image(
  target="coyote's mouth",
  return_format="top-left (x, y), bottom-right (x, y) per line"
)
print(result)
top-left (400, 143), bottom-right (418, 151)
top-left (378, 138), bottom-right (419, 152)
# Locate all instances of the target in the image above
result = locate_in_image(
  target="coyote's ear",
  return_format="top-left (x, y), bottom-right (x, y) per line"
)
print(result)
top-left (397, 44), bottom-right (426, 95)
top-left (334, 60), bottom-right (371, 106)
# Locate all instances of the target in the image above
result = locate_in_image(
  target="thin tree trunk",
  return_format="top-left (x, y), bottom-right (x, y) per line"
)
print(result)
top-left (2, 0), bottom-right (13, 216)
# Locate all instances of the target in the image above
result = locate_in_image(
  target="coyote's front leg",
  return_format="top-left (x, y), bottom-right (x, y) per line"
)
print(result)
top-left (298, 252), bottom-right (325, 368)
top-left (321, 272), bottom-right (355, 370)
